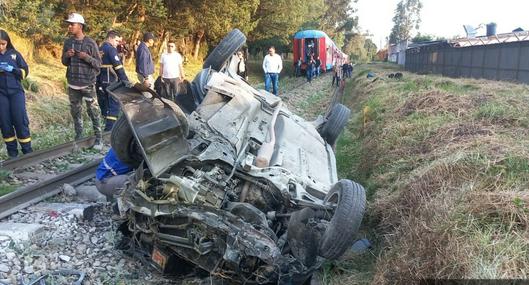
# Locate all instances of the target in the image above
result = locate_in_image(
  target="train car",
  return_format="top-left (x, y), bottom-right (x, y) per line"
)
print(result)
top-left (293, 30), bottom-right (347, 73)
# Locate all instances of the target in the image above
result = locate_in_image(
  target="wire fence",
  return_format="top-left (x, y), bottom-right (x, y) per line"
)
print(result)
top-left (405, 41), bottom-right (529, 84)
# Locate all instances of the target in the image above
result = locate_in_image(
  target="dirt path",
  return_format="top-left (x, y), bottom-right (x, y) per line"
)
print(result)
top-left (279, 72), bottom-right (337, 120)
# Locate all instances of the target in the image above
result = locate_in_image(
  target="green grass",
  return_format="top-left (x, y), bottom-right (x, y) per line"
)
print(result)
top-left (0, 170), bottom-right (17, 196)
top-left (327, 62), bottom-right (529, 284)
top-left (247, 59), bottom-right (296, 93)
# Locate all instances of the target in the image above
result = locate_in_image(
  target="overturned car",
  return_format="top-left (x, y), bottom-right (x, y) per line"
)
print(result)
top-left (108, 29), bottom-right (366, 284)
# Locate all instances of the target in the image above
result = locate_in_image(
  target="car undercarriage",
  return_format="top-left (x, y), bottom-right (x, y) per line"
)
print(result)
top-left (107, 29), bottom-right (366, 285)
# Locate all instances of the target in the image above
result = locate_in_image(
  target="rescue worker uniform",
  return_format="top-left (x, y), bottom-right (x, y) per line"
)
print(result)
top-left (0, 48), bottom-right (32, 158)
top-left (95, 148), bottom-right (133, 200)
top-left (97, 41), bottom-right (129, 131)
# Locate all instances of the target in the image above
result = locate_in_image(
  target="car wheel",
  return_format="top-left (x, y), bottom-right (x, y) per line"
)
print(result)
top-left (110, 115), bottom-right (142, 168)
top-left (319, 179), bottom-right (366, 260)
top-left (190, 68), bottom-right (210, 104)
top-left (203, 29), bottom-right (246, 71)
top-left (319, 103), bottom-right (351, 146)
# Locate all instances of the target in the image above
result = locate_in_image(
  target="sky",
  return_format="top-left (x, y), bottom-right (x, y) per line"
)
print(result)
top-left (356, 0), bottom-right (529, 49)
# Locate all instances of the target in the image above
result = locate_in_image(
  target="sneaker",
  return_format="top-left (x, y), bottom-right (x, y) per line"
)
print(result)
top-left (92, 137), bottom-right (103, 150)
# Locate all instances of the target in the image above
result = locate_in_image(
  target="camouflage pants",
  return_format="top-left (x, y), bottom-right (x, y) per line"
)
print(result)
top-left (68, 85), bottom-right (102, 140)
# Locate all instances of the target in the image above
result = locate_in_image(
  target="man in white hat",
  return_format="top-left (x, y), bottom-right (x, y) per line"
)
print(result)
top-left (61, 12), bottom-right (103, 149)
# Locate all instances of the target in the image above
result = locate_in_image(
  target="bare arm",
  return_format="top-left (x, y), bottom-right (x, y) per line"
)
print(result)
top-left (179, 63), bottom-right (185, 80)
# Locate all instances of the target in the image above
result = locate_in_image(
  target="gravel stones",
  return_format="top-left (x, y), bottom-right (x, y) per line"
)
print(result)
top-left (0, 199), bottom-right (165, 284)
top-left (0, 264), bottom-right (9, 273)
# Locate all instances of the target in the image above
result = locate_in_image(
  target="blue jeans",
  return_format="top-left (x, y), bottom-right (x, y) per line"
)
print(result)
top-left (307, 67), bottom-right (313, 82)
top-left (265, 73), bottom-right (279, 95)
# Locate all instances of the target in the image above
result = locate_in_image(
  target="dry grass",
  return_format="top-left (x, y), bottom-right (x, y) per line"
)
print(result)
top-left (331, 63), bottom-right (529, 284)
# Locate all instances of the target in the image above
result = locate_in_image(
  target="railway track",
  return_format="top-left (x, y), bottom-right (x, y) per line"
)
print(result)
top-left (0, 134), bottom-right (109, 220)
top-left (1, 133), bottom-right (108, 171)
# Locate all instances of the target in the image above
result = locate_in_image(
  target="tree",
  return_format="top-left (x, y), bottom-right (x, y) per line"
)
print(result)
top-left (412, 33), bottom-right (433, 43)
top-left (319, 0), bottom-right (358, 37)
top-left (249, 0), bottom-right (315, 46)
top-left (389, 0), bottom-right (422, 44)
top-left (343, 33), bottom-right (376, 63)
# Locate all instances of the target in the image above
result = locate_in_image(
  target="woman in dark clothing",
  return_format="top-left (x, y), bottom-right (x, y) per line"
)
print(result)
top-left (0, 29), bottom-right (32, 159)
top-left (236, 51), bottom-right (248, 80)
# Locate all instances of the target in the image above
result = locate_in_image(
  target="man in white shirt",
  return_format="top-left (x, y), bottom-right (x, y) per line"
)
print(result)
top-left (159, 40), bottom-right (185, 101)
top-left (262, 46), bottom-right (283, 96)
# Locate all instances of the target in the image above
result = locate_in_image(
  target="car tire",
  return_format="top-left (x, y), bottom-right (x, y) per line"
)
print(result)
top-left (319, 179), bottom-right (366, 260)
top-left (203, 29), bottom-right (246, 71)
top-left (190, 68), bottom-right (210, 104)
top-left (110, 115), bottom-right (142, 168)
top-left (319, 103), bottom-right (351, 146)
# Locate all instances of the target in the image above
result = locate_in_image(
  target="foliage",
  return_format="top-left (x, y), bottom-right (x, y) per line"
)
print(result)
top-left (1, 0), bottom-right (358, 58)
top-left (319, 0), bottom-right (358, 37)
top-left (343, 34), bottom-right (377, 63)
top-left (332, 63), bottom-right (529, 284)
top-left (389, 0), bottom-right (422, 44)
top-left (247, 0), bottom-right (324, 54)
top-left (412, 32), bottom-right (434, 43)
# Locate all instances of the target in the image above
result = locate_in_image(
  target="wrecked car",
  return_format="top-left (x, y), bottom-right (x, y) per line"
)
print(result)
top-left (107, 29), bottom-right (366, 284)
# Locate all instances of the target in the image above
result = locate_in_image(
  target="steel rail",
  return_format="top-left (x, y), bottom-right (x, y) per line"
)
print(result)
top-left (1, 133), bottom-right (109, 171)
top-left (0, 159), bottom-right (101, 220)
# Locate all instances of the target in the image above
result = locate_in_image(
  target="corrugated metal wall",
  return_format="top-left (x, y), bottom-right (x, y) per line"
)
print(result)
top-left (405, 41), bottom-right (529, 83)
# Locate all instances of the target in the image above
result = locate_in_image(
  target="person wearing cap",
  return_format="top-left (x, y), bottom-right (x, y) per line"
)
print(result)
top-left (61, 12), bottom-right (102, 148)
top-left (0, 29), bottom-right (32, 159)
top-left (135, 32), bottom-right (155, 88)
top-left (96, 30), bottom-right (129, 131)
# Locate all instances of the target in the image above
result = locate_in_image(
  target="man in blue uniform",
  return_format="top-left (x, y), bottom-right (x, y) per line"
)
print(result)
top-left (0, 29), bottom-right (32, 158)
top-left (97, 30), bottom-right (129, 131)
top-left (95, 147), bottom-right (133, 200)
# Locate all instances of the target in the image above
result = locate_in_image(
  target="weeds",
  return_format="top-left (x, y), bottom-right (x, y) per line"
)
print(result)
top-left (328, 62), bottom-right (529, 284)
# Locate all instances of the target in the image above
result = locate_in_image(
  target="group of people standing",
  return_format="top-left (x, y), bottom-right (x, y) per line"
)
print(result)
top-left (295, 56), bottom-right (322, 83)
top-left (0, 12), bottom-right (186, 159)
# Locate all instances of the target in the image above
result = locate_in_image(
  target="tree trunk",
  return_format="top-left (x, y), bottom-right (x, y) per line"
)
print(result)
top-left (193, 30), bottom-right (205, 60)
top-left (158, 29), bottom-right (169, 59)
top-left (127, 5), bottom-right (145, 65)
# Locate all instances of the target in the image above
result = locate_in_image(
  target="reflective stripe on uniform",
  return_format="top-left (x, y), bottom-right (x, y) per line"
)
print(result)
top-left (106, 116), bottom-right (118, 121)
top-left (3, 136), bottom-right (16, 143)
top-left (114, 65), bottom-right (123, 70)
top-left (18, 137), bottom-right (31, 143)
top-left (103, 158), bottom-right (118, 176)
top-left (101, 64), bottom-right (113, 68)
top-left (21, 69), bottom-right (27, 79)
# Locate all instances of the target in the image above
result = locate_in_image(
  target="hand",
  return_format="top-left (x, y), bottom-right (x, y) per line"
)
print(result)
top-left (0, 64), bottom-right (14, 73)
top-left (78, 51), bottom-right (89, 60)
top-left (143, 79), bottom-right (151, 88)
top-left (66, 49), bottom-right (75, 58)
